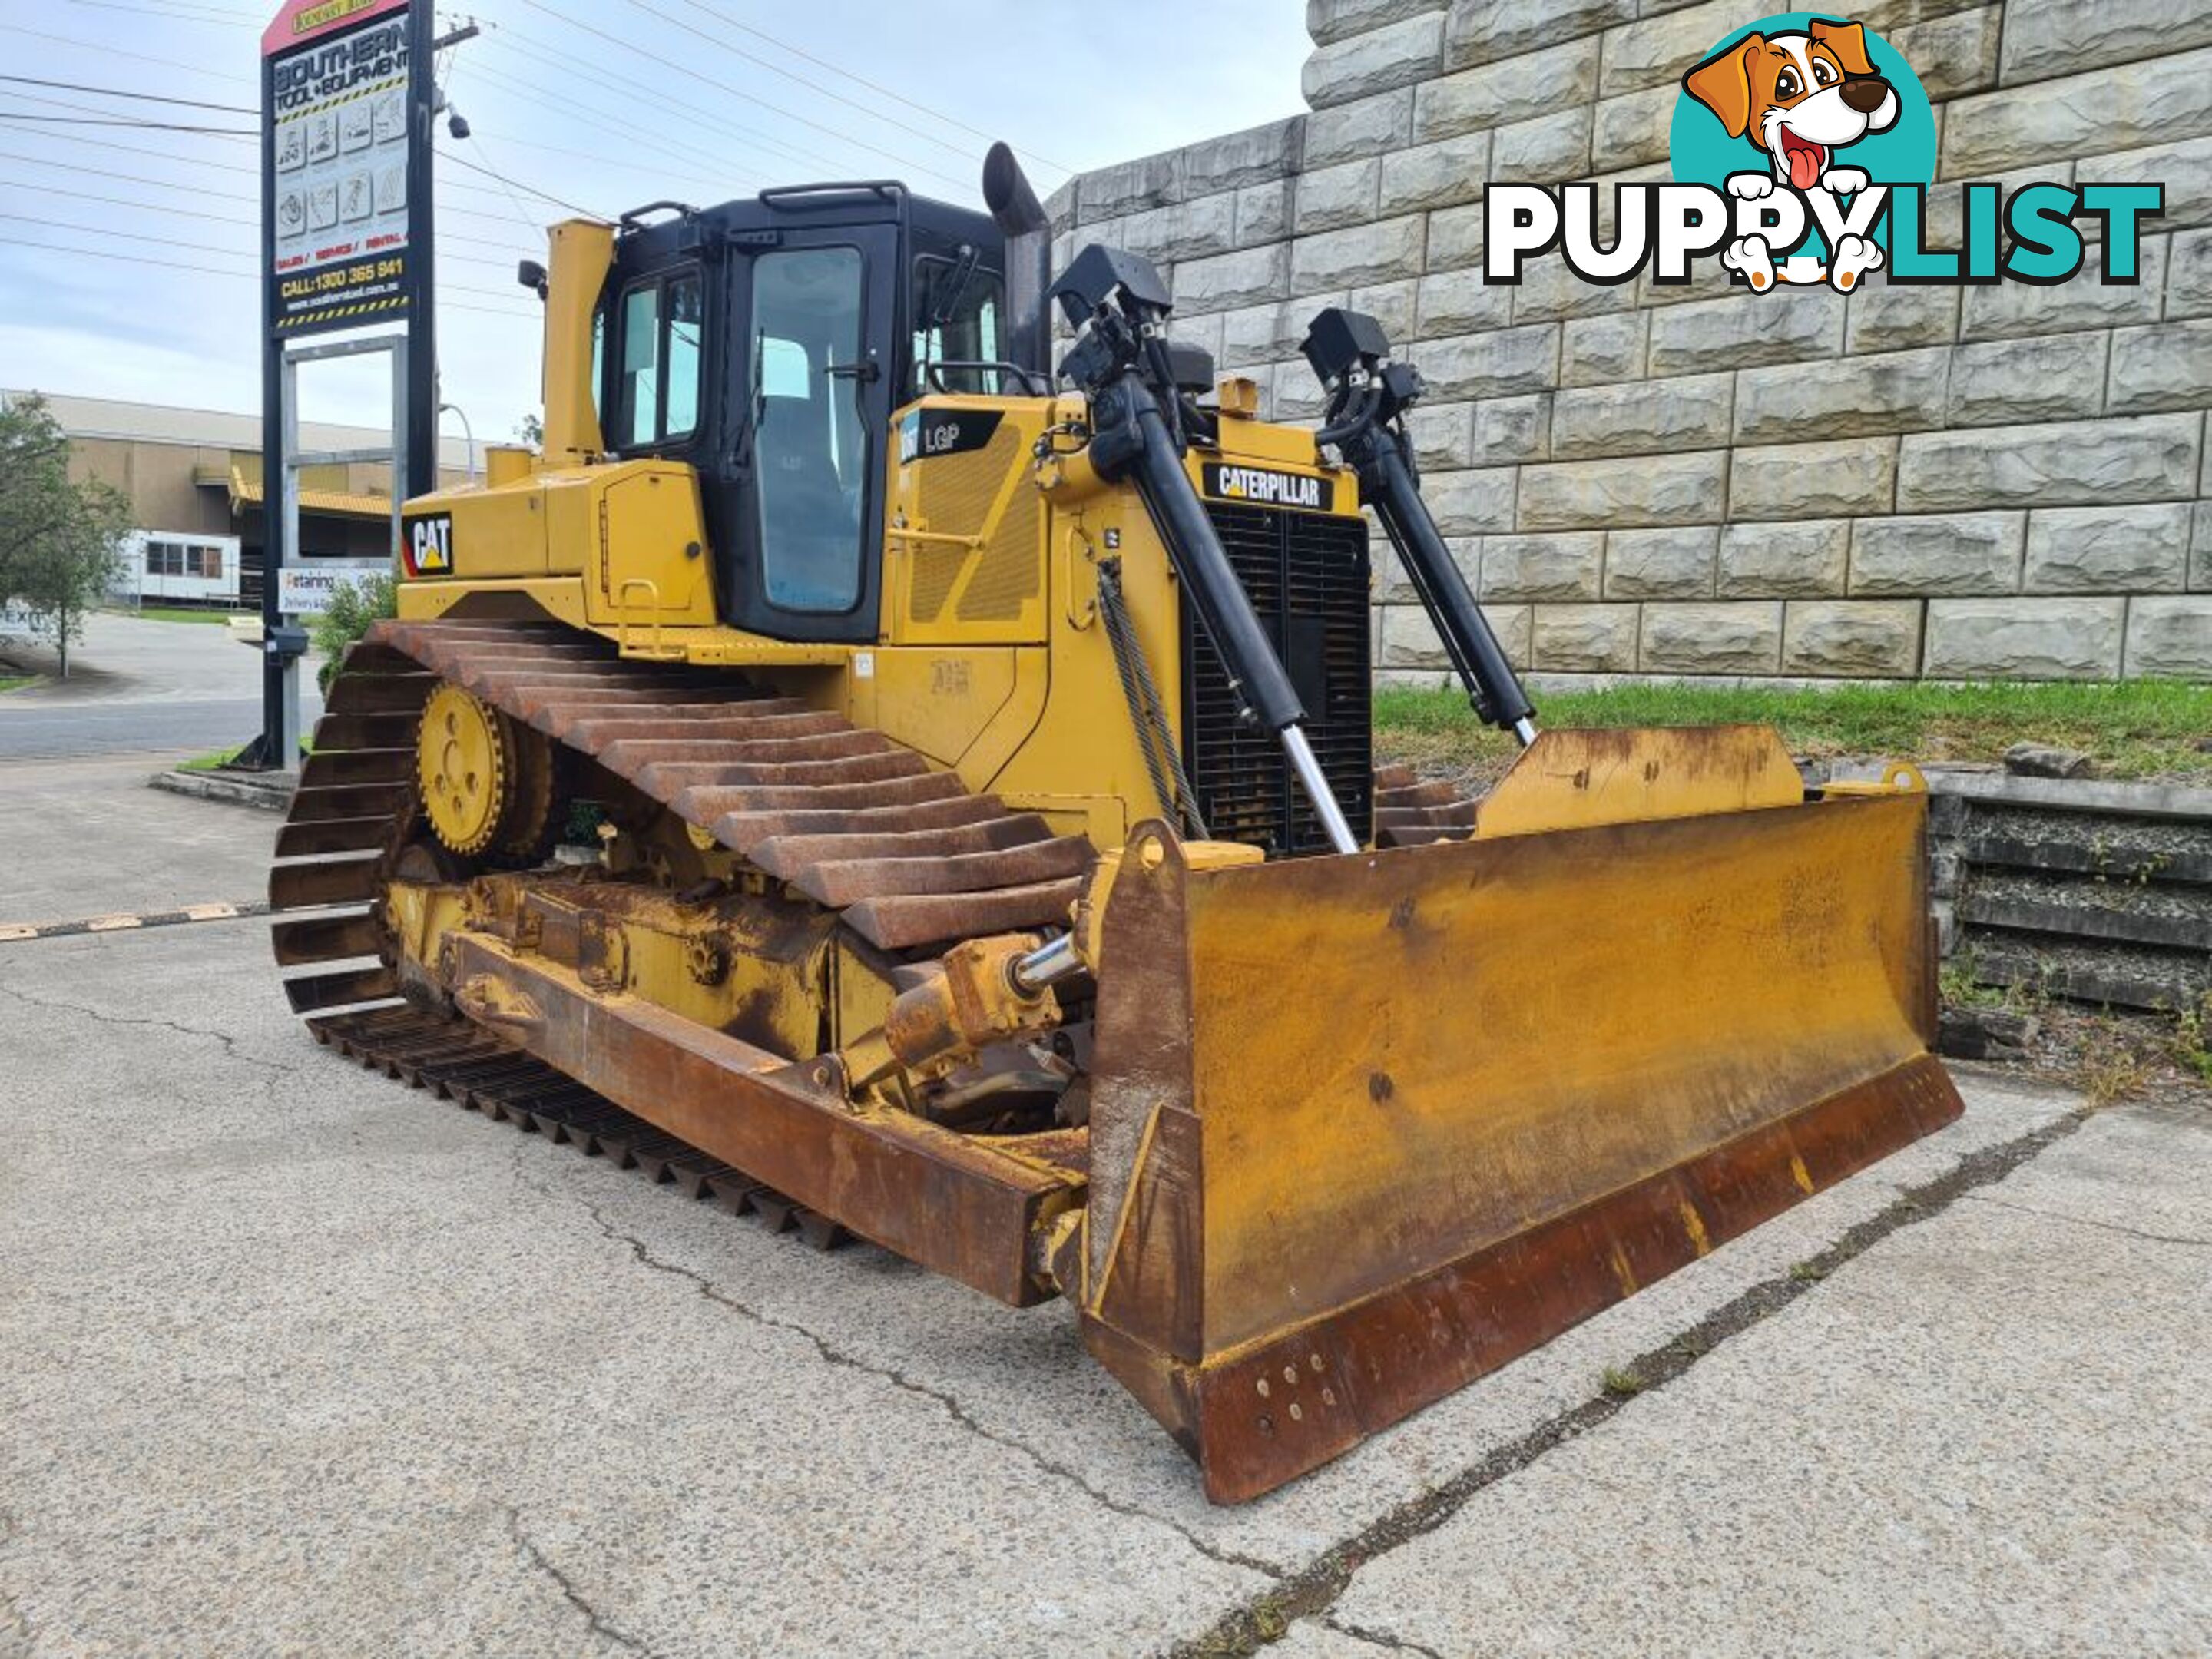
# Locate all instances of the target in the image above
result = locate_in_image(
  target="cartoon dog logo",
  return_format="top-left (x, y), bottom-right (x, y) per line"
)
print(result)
top-left (1683, 18), bottom-right (1899, 292)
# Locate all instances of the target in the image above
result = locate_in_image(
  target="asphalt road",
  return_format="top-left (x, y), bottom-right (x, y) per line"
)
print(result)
top-left (1, 760), bottom-right (2207, 1655)
top-left (0, 612), bottom-right (323, 760)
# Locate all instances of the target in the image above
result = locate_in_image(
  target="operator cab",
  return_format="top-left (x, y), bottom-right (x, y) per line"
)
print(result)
top-left (591, 184), bottom-right (1039, 644)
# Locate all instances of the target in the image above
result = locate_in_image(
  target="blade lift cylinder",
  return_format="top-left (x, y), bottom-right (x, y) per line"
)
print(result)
top-left (1303, 307), bottom-right (1538, 747)
top-left (1051, 245), bottom-right (1360, 856)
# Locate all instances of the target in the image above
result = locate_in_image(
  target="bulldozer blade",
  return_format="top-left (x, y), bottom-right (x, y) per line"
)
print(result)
top-left (1078, 728), bottom-right (1962, 1503)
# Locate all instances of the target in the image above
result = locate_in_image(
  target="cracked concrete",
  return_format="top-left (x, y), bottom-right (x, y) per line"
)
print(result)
top-left (2, 753), bottom-right (2205, 1654)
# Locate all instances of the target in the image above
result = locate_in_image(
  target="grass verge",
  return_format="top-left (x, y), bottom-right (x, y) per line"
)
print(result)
top-left (0, 674), bottom-right (32, 694)
top-left (128, 607), bottom-right (247, 625)
top-left (1376, 678), bottom-right (2212, 785)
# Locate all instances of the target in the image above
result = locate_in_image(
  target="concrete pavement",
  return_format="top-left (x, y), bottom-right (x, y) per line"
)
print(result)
top-left (0, 761), bottom-right (2206, 1656)
top-left (0, 611), bottom-right (322, 760)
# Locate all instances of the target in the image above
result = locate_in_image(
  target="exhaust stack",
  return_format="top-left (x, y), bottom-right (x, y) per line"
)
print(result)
top-left (982, 141), bottom-right (1053, 383)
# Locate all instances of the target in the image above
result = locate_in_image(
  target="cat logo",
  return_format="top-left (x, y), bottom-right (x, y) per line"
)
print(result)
top-left (1201, 462), bottom-right (1333, 512)
top-left (403, 512), bottom-right (452, 575)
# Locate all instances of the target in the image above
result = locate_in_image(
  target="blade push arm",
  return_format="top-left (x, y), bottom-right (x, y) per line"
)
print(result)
top-left (1302, 309), bottom-right (1538, 747)
top-left (1051, 247), bottom-right (1361, 855)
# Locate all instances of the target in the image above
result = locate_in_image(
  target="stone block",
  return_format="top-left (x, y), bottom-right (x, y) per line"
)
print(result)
top-left (2023, 504), bottom-right (2194, 593)
top-left (1731, 438), bottom-right (1899, 520)
top-left (1518, 449), bottom-right (1727, 530)
top-left (1309, 0), bottom-right (1447, 48)
top-left (1270, 365), bottom-right (1330, 422)
top-left (1646, 290), bottom-right (1844, 377)
top-left (1303, 12), bottom-right (1447, 108)
top-left (1639, 601), bottom-right (1786, 674)
top-left (1845, 277), bottom-right (1959, 355)
top-left (1471, 394), bottom-right (1551, 465)
top-left (1492, 108), bottom-right (1591, 183)
top-left (1412, 38), bottom-right (1601, 141)
top-left (1851, 512), bottom-right (2025, 597)
top-left (1888, 5), bottom-right (2000, 100)
top-left (1532, 603), bottom-right (1640, 671)
top-left (1300, 88), bottom-right (1416, 167)
top-left (1416, 267), bottom-right (1512, 337)
top-left (1783, 600), bottom-right (1923, 677)
top-left (1733, 349), bottom-right (1950, 445)
top-left (1605, 526), bottom-right (1715, 599)
top-left (1219, 301), bottom-right (1310, 369)
top-left (1377, 131), bottom-right (1492, 215)
top-left (2001, 0), bottom-right (2212, 87)
top-left (1717, 519), bottom-right (1851, 598)
top-left (1077, 152), bottom-right (1182, 222)
top-left (2167, 227), bottom-right (2212, 320)
top-left (1184, 118), bottom-right (1305, 195)
top-left (1419, 323), bottom-right (1561, 399)
top-left (2088, 135), bottom-right (2212, 232)
top-left (1349, 279), bottom-right (1420, 344)
top-left (2108, 320), bottom-right (2212, 415)
top-left (1923, 598), bottom-right (2127, 679)
top-left (1549, 373), bottom-right (1734, 461)
top-left (1482, 532), bottom-right (1605, 601)
top-left (1169, 310), bottom-right (1227, 374)
top-left (1290, 214), bottom-right (1427, 295)
top-left (1958, 242), bottom-right (2166, 339)
top-left (2125, 597), bottom-right (2212, 678)
top-left (1293, 159), bottom-right (1382, 235)
top-left (2196, 502), bottom-right (2212, 591)
top-left (1590, 83), bottom-right (1677, 171)
top-left (1170, 242), bottom-right (1291, 314)
top-left (1425, 203), bottom-right (1485, 271)
top-left (1896, 415), bottom-right (2201, 512)
top-left (1233, 180), bottom-right (1293, 247)
top-left (1509, 256), bottom-right (1636, 325)
top-left (1938, 48), bottom-right (2212, 176)
top-left (1118, 193), bottom-right (1236, 264)
top-left (1425, 466), bottom-right (1520, 535)
top-left (1945, 333), bottom-right (2110, 428)
top-left (1598, 0), bottom-right (1753, 96)
top-left (1381, 600), bottom-right (1531, 667)
top-left (1636, 253), bottom-right (1743, 310)
top-left (1559, 311), bottom-right (1649, 385)
top-left (1443, 0), bottom-right (1635, 68)
top-left (1407, 401), bottom-right (1475, 470)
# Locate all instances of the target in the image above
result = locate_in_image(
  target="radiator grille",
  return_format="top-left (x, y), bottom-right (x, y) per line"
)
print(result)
top-left (1181, 503), bottom-right (1373, 856)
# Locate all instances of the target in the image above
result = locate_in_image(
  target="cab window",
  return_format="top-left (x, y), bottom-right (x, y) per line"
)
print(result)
top-left (751, 245), bottom-right (868, 613)
top-left (615, 268), bottom-right (703, 449)
top-left (911, 255), bottom-right (1005, 396)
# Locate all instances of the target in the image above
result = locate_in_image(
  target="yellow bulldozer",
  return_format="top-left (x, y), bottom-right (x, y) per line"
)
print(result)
top-left (270, 146), bottom-right (1960, 1503)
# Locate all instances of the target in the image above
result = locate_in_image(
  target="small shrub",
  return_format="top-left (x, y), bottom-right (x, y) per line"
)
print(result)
top-left (313, 571), bottom-right (397, 693)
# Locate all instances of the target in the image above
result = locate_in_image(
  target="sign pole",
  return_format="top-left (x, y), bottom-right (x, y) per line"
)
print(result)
top-left (256, 0), bottom-right (432, 770)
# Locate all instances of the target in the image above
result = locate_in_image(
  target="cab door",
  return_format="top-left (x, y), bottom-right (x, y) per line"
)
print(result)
top-left (719, 224), bottom-right (899, 644)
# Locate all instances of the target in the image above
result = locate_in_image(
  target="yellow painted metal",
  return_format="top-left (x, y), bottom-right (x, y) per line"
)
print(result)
top-left (1101, 775), bottom-right (1939, 1359)
top-left (485, 445), bottom-right (535, 488)
top-left (541, 219), bottom-right (614, 464)
top-left (885, 394), bottom-right (1049, 647)
top-left (417, 683), bottom-right (511, 856)
top-left (1474, 725), bottom-right (1806, 839)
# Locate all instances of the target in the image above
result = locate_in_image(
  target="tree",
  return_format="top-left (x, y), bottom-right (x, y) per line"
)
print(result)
top-left (0, 395), bottom-right (131, 679)
top-left (515, 412), bottom-right (545, 452)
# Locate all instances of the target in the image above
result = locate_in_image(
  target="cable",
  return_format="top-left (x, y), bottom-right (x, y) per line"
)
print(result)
top-left (2, 25), bottom-right (256, 91)
top-left (459, 55), bottom-right (770, 195)
top-left (0, 75), bottom-right (253, 114)
top-left (0, 156), bottom-right (549, 257)
top-left (0, 210), bottom-right (528, 277)
top-left (439, 148), bottom-right (604, 219)
top-left (0, 111), bottom-right (254, 135)
top-left (518, 0), bottom-right (967, 191)
top-left (62, 0), bottom-right (263, 24)
top-left (0, 235), bottom-right (538, 320)
top-left (647, 0), bottom-right (982, 166)
top-left (661, 0), bottom-right (1068, 176)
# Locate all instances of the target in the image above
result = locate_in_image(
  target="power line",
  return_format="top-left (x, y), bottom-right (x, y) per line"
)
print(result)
top-left (458, 54), bottom-right (772, 196)
top-left (518, 0), bottom-right (968, 192)
top-left (0, 235), bottom-right (538, 320)
top-left (663, 0), bottom-right (1068, 176)
top-left (439, 147), bottom-right (604, 220)
top-left (0, 176), bottom-right (541, 257)
top-left (0, 209), bottom-right (528, 278)
top-left (0, 75), bottom-right (254, 115)
top-left (0, 111), bottom-right (254, 136)
top-left (2, 25), bottom-right (255, 91)
top-left (61, 0), bottom-right (263, 25)
top-left (640, 0), bottom-right (982, 167)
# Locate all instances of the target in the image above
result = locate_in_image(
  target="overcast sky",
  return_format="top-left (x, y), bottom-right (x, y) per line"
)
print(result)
top-left (0, 0), bottom-right (1311, 440)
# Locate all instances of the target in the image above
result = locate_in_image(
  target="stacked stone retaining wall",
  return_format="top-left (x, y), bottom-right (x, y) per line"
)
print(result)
top-left (1043, 0), bottom-right (2212, 685)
